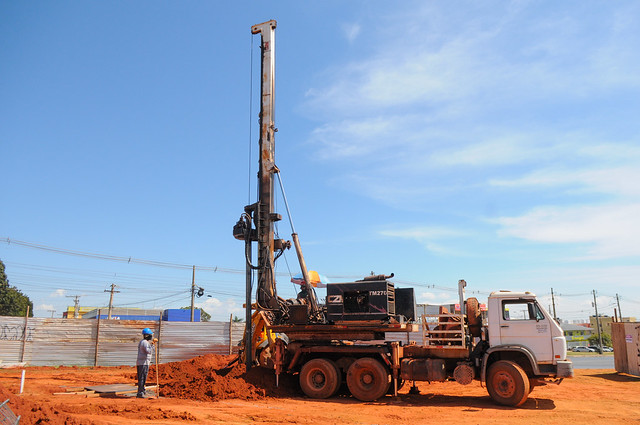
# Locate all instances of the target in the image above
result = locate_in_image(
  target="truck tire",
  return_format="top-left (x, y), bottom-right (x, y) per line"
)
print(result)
top-left (466, 297), bottom-right (481, 337)
top-left (346, 357), bottom-right (390, 401)
top-left (486, 360), bottom-right (530, 407)
top-left (299, 358), bottom-right (341, 399)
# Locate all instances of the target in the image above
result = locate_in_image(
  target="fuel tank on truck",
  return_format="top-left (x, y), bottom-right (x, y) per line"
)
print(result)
top-left (400, 358), bottom-right (447, 382)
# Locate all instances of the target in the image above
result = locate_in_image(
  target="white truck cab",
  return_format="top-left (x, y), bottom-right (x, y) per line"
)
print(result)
top-left (483, 290), bottom-right (573, 383)
top-left (488, 290), bottom-right (568, 363)
top-left (473, 290), bottom-right (574, 406)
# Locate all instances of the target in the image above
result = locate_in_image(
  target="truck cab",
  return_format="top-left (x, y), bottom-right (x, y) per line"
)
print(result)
top-left (487, 290), bottom-right (568, 364)
top-left (481, 290), bottom-right (573, 406)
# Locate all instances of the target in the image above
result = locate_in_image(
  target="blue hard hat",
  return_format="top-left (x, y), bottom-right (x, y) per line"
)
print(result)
top-left (142, 328), bottom-right (153, 335)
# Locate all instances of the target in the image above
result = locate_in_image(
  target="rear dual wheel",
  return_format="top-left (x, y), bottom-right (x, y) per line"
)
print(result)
top-left (346, 357), bottom-right (390, 401)
top-left (299, 358), bottom-right (341, 399)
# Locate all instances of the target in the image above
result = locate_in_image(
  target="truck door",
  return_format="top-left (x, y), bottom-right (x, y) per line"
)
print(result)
top-left (499, 299), bottom-right (553, 363)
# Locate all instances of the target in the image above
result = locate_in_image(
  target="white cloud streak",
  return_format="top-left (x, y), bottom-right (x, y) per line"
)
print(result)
top-left (380, 226), bottom-right (467, 255)
top-left (301, 2), bottom-right (640, 266)
top-left (496, 203), bottom-right (640, 260)
top-left (342, 22), bottom-right (361, 43)
top-left (199, 297), bottom-right (244, 321)
top-left (51, 289), bottom-right (67, 298)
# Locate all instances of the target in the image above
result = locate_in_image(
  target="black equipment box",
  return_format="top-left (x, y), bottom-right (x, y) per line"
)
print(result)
top-left (395, 287), bottom-right (416, 321)
top-left (326, 280), bottom-right (395, 322)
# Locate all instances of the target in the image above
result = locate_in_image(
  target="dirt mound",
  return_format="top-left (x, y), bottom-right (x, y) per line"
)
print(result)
top-left (0, 382), bottom-right (93, 425)
top-left (61, 403), bottom-right (197, 421)
top-left (153, 354), bottom-right (300, 401)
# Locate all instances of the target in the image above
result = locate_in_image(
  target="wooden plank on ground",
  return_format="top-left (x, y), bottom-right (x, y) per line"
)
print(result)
top-left (84, 384), bottom-right (158, 394)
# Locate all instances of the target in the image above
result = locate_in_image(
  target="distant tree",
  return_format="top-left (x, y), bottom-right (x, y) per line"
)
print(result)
top-left (179, 306), bottom-right (211, 322)
top-left (588, 333), bottom-right (612, 347)
top-left (200, 309), bottom-right (211, 322)
top-left (232, 315), bottom-right (244, 323)
top-left (0, 259), bottom-right (33, 317)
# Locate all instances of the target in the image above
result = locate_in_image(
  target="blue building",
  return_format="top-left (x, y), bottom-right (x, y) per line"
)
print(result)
top-left (82, 308), bottom-right (201, 322)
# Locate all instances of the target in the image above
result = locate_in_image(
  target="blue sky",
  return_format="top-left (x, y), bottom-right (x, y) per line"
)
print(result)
top-left (1, 1), bottom-right (639, 323)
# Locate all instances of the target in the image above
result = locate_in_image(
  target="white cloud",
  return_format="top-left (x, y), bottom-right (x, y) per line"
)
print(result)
top-left (342, 23), bottom-right (361, 43)
top-left (380, 226), bottom-right (467, 255)
top-left (299, 1), bottom-right (640, 286)
top-left (381, 226), bottom-right (465, 240)
top-left (306, 7), bottom-right (637, 121)
top-left (417, 291), bottom-right (458, 305)
top-left (36, 304), bottom-right (54, 311)
top-left (491, 164), bottom-right (640, 197)
top-left (199, 297), bottom-right (244, 321)
top-left (495, 203), bottom-right (640, 259)
top-left (428, 135), bottom-right (539, 167)
top-left (50, 289), bottom-right (66, 297)
top-left (420, 292), bottom-right (437, 301)
top-left (308, 116), bottom-right (402, 160)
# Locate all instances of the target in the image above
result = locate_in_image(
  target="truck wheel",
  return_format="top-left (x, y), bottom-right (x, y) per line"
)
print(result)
top-left (466, 297), bottom-right (481, 337)
top-left (299, 358), bottom-right (341, 399)
top-left (486, 360), bottom-right (530, 407)
top-left (347, 357), bottom-right (390, 401)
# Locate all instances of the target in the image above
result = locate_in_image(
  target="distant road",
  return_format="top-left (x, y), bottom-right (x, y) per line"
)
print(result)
top-left (568, 354), bottom-right (615, 369)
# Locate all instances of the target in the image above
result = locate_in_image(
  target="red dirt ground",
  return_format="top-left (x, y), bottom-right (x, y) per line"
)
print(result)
top-left (1, 354), bottom-right (639, 424)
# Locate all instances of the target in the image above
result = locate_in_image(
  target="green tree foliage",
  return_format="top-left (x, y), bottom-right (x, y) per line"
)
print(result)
top-left (588, 332), bottom-right (612, 347)
top-left (0, 259), bottom-right (34, 317)
top-left (200, 308), bottom-right (211, 322)
top-left (179, 306), bottom-right (211, 322)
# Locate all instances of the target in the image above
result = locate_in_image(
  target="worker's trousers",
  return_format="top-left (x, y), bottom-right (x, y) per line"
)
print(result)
top-left (137, 364), bottom-right (149, 397)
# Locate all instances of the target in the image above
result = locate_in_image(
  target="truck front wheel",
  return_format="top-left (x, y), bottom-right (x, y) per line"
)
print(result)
top-left (346, 357), bottom-right (390, 401)
top-left (299, 358), bottom-right (341, 399)
top-left (486, 360), bottom-right (530, 407)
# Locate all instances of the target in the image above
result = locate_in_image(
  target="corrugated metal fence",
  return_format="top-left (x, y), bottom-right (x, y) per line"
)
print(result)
top-left (0, 316), bottom-right (245, 367)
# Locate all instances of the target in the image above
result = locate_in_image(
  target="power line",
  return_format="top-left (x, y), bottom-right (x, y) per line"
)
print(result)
top-left (2, 237), bottom-right (242, 273)
top-left (113, 290), bottom-right (190, 307)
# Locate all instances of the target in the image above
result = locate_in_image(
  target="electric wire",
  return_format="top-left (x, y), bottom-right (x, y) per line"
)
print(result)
top-left (2, 237), bottom-right (242, 273)
top-left (4, 239), bottom-right (638, 318)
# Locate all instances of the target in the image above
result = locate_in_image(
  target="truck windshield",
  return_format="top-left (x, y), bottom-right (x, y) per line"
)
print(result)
top-left (502, 300), bottom-right (545, 321)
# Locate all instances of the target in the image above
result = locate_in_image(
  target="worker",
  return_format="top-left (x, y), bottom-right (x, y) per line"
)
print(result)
top-left (136, 327), bottom-right (156, 398)
top-left (296, 286), bottom-right (309, 303)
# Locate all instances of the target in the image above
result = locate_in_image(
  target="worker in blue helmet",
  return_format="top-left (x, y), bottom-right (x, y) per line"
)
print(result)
top-left (136, 327), bottom-right (157, 398)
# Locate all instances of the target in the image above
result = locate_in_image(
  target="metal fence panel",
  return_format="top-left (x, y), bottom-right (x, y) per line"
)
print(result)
top-left (29, 318), bottom-right (97, 366)
top-left (0, 316), bottom-right (246, 367)
top-left (97, 320), bottom-right (158, 367)
top-left (0, 316), bottom-right (31, 365)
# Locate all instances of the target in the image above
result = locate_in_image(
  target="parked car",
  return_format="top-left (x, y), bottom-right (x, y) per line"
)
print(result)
top-left (572, 346), bottom-right (594, 352)
top-left (602, 346), bottom-right (614, 352)
top-left (588, 345), bottom-right (603, 352)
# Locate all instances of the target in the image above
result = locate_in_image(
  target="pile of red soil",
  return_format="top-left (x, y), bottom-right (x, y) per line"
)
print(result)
top-left (154, 354), bottom-right (299, 402)
top-left (0, 383), bottom-right (91, 425)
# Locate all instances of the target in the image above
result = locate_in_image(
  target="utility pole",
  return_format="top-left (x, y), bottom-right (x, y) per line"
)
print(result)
top-left (105, 284), bottom-right (120, 319)
top-left (66, 295), bottom-right (82, 318)
top-left (592, 290), bottom-right (604, 354)
top-left (190, 265), bottom-right (196, 322)
top-left (616, 293), bottom-right (623, 321)
top-left (47, 309), bottom-right (56, 318)
top-left (551, 288), bottom-right (557, 321)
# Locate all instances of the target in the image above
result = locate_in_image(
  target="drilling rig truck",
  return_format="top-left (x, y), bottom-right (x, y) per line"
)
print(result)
top-left (233, 20), bottom-right (573, 407)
